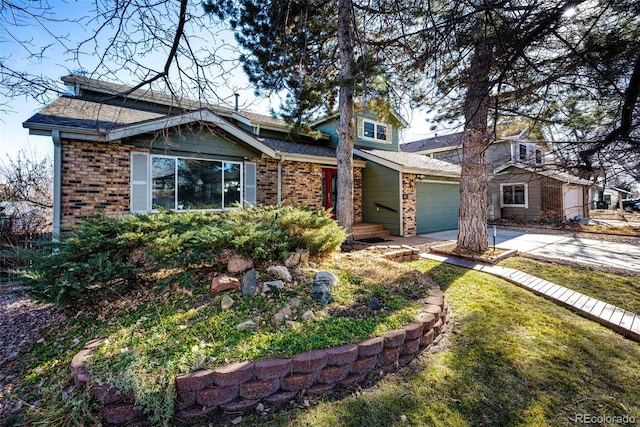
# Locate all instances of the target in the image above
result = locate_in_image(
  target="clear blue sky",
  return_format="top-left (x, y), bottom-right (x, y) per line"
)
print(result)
top-left (0, 0), bottom-right (434, 164)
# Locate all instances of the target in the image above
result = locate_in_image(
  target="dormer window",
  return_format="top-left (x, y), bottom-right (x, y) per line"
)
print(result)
top-left (357, 117), bottom-right (392, 143)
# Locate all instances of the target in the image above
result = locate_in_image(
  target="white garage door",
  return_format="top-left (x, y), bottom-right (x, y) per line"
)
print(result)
top-left (563, 185), bottom-right (584, 221)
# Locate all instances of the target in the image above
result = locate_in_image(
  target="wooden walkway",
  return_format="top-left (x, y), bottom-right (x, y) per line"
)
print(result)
top-left (421, 253), bottom-right (640, 342)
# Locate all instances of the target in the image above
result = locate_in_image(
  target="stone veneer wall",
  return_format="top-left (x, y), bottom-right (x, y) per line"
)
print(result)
top-left (255, 158), bottom-right (363, 223)
top-left (70, 274), bottom-right (448, 425)
top-left (60, 140), bottom-right (141, 231)
top-left (401, 173), bottom-right (417, 236)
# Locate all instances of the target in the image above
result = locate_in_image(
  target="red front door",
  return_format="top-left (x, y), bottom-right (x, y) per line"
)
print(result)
top-left (322, 168), bottom-right (338, 217)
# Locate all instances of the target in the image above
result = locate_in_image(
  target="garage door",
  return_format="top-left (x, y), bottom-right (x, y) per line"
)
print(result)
top-left (416, 182), bottom-right (460, 233)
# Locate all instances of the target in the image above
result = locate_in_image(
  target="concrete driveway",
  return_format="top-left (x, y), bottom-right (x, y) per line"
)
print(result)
top-left (422, 228), bottom-right (640, 271)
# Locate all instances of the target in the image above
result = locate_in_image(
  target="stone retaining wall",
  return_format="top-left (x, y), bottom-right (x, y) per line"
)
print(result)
top-left (71, 277), bottom-right (449, 425)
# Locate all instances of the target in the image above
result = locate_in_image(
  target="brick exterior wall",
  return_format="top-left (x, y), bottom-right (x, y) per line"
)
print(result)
top-left (401, 173), bottom-right (417, 236)
top-left (255, 159), bottom-right (279, 205)
top-left (60, 144), bottom-right (363, 229)
top-left (353, 167), bottom-right (363, 223)
top-left (60, 140), bottom-right (140, 230)
top-left (540, 176), bottom-right (563, 222)
top-left (255, 158), bottom-right (363, 223)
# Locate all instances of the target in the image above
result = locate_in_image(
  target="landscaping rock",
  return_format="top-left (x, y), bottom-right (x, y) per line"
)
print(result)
top-left (237, 320), bottom-right (257, 330)
top-left (262, 280), bottom-right (285, 293)
top-left (221, 295), bottom-right (234, 310)
top-left (301, 310), bottom-right (315, 322)
top-left (211, 276), bottom-right (240, 293)
top-left (271, 306), bottom-right (293, 325)
top-left (286, 320), bottom-right (301, 330)
top-left (369, 297), bottom-right (381, 311)
top-left (311, 271), bottom-right (338, 304)
top-left (266, 265), bottom-right (292, 282)
top-left (288, 297), bottom-right (301, 308)
top-left (285, 252), bottom-right (301, 268)
top-left (285, 248), bottom-right (310, 268)
top-left (315, 271), bottom-right (339, 287)
top-left (297, 248), bottom-right (310, 266)
top-left (241, 269), bottom-right (258, 296)
top-left (228, 254), bottom-right (254, 273)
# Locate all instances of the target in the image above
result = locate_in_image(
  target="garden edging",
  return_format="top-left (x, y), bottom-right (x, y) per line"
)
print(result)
top-left (70, 271), bottom-right (449, 425)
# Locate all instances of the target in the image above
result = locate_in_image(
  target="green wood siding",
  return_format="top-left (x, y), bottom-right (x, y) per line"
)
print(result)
top-left (314, 110), bottom-right (400, 151)
top-left (126, 127), bottom-right (261, 161)
top-left (416, 182), bottom-right (460, 233)
top-left (361, 162), bottom-right (401, 235)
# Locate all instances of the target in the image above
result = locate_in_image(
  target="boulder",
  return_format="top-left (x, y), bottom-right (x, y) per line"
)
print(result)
top-left (271, 306), bottom-right (293, 325)
top-left (211, 276), bottom-right (240, 293)
top-left (262, 280), bottom-right (285, 293)
top-left (227, 254), bottom-right (254, 273)
top-left (266, 266), bottom-right (292, 282)
top-left (311, 271), bottom-right (338, 304)
top-left (237, 320), bottom-right (257, 330)
top-left (221, 295), bottom-right (234, 310)
top-left (241, 269), bottom-right (258, 296)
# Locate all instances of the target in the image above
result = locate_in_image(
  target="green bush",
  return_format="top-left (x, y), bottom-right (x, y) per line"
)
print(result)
top-left (20, 205), bottom-right (347, 306)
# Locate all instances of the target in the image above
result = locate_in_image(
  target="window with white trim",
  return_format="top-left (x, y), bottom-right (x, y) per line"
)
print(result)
top-left (130, 152), bottom-right (251, 212)
top-left (356, 117), bottom-right (392, 143)
top-left (500, 183), bottom-right (528, 208)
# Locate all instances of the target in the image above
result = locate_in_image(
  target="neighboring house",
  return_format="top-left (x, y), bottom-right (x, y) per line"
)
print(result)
top-left (23, 75), bottom-right (461, 238)
top-left (589, 185), bottom-right (634, 210)
top-left (402, 130), bottom-right (592, 222)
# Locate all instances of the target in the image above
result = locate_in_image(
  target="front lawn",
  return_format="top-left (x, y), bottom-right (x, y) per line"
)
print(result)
top-left (254, 259), bottom-right (640, 427)
top-left (499, 257), bottom-right (640, 314)
top-left (4, 246), bottom-right (639, 426)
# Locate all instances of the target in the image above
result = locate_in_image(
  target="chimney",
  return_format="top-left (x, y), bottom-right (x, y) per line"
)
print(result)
top-left (234, 93), bottom-right (239, 111)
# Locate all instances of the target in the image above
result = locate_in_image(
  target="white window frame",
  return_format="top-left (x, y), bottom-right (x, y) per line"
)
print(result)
top-left (500, 182), bottom-right (528, 208)
top-left (356, 117), bottom-right (392, 143)
top-left (131, 152), bottom-right (245, 213)
top-left (513, 142), bottom-right (545, 166)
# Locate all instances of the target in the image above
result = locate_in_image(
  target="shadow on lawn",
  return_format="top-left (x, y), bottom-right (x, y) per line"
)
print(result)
top-left (260, 260), bottom-right (640, 427)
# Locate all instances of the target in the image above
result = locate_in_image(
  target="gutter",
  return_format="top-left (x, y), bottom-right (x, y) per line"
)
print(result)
top-left (52, 130), bottom-right (62, 241)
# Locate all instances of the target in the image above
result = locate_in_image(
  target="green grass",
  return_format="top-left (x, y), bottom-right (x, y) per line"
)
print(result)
top-left (3, 253), bottom-right (431, 425)
top-left (237, 259), bottom-right (640, 427)
top-left (5, 256), bottom-right (640, 426)
top-left (499, 256), bottom-right (640, 314)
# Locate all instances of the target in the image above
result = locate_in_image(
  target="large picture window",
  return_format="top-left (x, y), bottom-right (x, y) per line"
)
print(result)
top-left (500, 183), bottom-right (528, 208)
top-left (149, 155), bottom-right (241, 211)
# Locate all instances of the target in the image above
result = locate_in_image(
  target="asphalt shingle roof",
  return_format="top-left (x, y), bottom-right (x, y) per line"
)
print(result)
top-left (261, 138), bottom-right (337, 158)
top-left (401, 132), bottom-right (463, 153)
top-left (23, 97), bottom-right (164, 132)
top-left (360, 149), bottom-right (461, 177)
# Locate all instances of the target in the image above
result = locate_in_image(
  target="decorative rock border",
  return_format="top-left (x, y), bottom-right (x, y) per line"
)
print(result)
top-left (70, 253), bottom-right (449, 425)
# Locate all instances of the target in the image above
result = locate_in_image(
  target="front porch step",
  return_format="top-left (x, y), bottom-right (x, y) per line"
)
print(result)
top-left (352, 223), bottom-right (391, 241)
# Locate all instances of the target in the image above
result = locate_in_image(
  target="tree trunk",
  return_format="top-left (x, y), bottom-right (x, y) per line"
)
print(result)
top-left (336, 0), bottom-right (355, 245)
top-left (457, 43), bottom-right (491, 252)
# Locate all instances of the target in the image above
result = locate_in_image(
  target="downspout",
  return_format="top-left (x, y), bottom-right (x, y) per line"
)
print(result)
top-left (52, 130), bottom-right (62, 241)
top-left (277, 154), bottom-right (284, 205)
top-left (398, 171), bottom-right (404, 236)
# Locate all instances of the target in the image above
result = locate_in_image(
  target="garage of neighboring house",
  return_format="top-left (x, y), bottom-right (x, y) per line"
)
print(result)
top-left (416, 181), bottom-right (460, 233)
